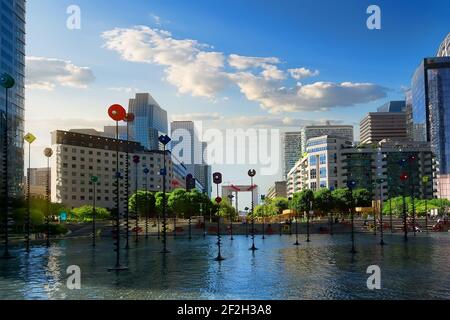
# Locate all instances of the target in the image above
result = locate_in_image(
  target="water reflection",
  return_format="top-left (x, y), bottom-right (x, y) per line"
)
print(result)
top-left (0, 234), bottom-right (449, 300)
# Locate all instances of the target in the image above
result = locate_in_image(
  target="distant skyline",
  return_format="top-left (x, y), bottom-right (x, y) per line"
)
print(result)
top-left (24, 0), bottom-right (450, 206)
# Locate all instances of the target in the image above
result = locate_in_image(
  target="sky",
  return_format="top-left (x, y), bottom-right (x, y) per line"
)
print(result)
top-left (24, 0), bottom-right (450, 208)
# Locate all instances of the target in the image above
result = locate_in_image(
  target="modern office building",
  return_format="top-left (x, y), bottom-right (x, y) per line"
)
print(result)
top-left (341, 139), bottom-right (435, 200)
top-left (267, 181), bottom-right (287, 199)
top-left (360, 102), bottom-right (407, 144)
top-left (26, 167), bottom-right (50, 199)
top-left (283, 131), bottom-right (301, 178)
top-left (406, 37), bottom-right (450, 198)
top-left (300, 122), bottom-right (353, 156)
top-left (128, 93), bottom-right (168, 151)
top-left (0, 0), bottom-right (26, 197)
top-left (50, 130), bottom-right (178, 210)
top-left (437, 33), bottom-right (450, 57)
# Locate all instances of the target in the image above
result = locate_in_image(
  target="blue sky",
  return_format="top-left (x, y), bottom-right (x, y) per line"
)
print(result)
top-left (25, 0), bottom-right (450, 207)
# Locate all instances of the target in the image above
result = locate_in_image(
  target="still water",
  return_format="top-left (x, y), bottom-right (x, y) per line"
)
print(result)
top-left (0, 233), bottom-right (449, 300)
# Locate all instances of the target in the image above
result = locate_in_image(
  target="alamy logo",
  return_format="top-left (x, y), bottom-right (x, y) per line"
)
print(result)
top-left (366, 265), bottom-right (381, 290)
top-left (366, 5), bottom-right (381, 30)
top-left (66, 265), bottom-right (81, 290)
top-left (66, 5), bottom-right (81, 30)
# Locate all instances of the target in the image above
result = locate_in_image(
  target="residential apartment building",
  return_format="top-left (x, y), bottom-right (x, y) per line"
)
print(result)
top-left (300, 122), bottom-right (353, 155)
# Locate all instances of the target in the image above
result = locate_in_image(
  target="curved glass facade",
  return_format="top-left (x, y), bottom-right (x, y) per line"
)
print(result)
top-left (0, 0), bottom-right (25, 197)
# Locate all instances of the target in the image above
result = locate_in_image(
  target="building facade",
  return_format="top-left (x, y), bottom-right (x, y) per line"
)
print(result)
top-left (360, 110), bottom-right (407, 144)
top-left (128, 93), bottom-right (168, 151)
top-left (407, 56), bottom-right (450, 198)
top-left (50, 130), bottom-right (177, 210)
top-left (27, 167), bottom-right (50, 199)
top-left (283, 131), bottom-right (301, 178)
top-left (267, 181), bottom-right (287, 199)
top-left (300, 122), bottom-right (353, 156)
top-left (0, 0), bottom-right (26, 197)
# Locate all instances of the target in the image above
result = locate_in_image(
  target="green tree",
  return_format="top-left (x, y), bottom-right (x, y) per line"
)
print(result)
top-left (314, 188), bottom-right (334, 214)
top-left (291, 189), bottom-right (314, 213)
top-left (168, 188), bottom-right (189, 218)
top-left (129, 190), bottom-right (156, 217)
top-left (271, 197), bottom-right (289, 215)
top-left (71, 205), bottom-right (110, 222)
top-left (331, 188), bottom-right (352, 213)
top-left (353, 188), bottom-right (372, 207)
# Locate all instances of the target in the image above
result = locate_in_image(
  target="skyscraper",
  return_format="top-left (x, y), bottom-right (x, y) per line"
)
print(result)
top-left (0, 0), bottom-right (26, 197)
top-left (407, 34), bottom-right (450, 198)
top-left (128, 93), bottom-right (168, 151)
top-left (300, 122), bottom-right (354, 155)
top-left (283, 132), bottom-right (301, 178)
top-left (360, 101), bottom-right (407, 144)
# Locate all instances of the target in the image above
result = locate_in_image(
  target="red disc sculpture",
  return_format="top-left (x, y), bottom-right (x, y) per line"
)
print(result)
top-left (108, 104), bottom-right (126, 122)
top-left (125, 113), bottom-right (135, 122)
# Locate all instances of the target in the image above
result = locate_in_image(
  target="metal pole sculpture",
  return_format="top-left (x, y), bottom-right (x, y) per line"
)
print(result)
top-left (409, 155), bottom-right (417, 237)
top-left (43, 148), bottom-right (53, 248)
top-left (143, 168), bottom-right (150, 239)
top-left (124, 113), bottom-right (134, 249)
top-left (227, 194), bottom-right (234, 240)
top-left (107, 104), bottom-right (127, 271)
top-left (306, 201), bottom-right (311, 243)
top-left (245, 207), bottom-right (249, 237)
top-left (91, 175), bottom-right (99, 247)
top-left (1, 73), bottom-right (14, 259)
top-left (347, 179), bottom-right (357, 254)
top-left (133, 155), bottom-right (140, 243)
top-left (213, 172), bottom-right (224, 261)
top-left (261, 194), bottom-right (266, 240)
top-left (399, 156), bottom-right (409, 242)
top-left (377, 178), bottom-right (385, 246)
top-left (159, 135), bottom-right (171, 254)
top-left (248, 169), bottom-right (257, 251)
top-left (24, 133), bottom-right (36, 253)
top-left (422, 176), bottom-right (430, 234)
top-left (294, 198), bottom-right (299, 246)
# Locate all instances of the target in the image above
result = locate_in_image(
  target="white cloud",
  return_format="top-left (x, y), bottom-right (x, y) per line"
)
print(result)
top-left (150, 13), bottom-right (162, 25)
top-left (26, 56), bottom-right (95, 90)
top-left (107, 87), bottom-right (140, 93)
top-left (170, 112), bottom-right (224, 121)
top-left (102, 26), bottom-right (387, 113)
top-left (288, 67), bottom-right (319, 80)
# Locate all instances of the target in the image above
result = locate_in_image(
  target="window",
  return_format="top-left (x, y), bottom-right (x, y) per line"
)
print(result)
top-left (320, 167), bottom-right (327, 178)
top-left (310, 169), bottom-right (317, 179)
top-left (319, 154), bottom-right (326, 165)
top-left (309, 155), bottom-right (317, 166)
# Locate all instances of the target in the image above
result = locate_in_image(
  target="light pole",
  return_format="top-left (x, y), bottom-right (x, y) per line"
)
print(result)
top-left (376, 178), bottom-right (386, 246)
top-left (107, 104), bottom-right (127, 271)
top-left (90, 175), bottom-right (99, 247)
top-left (422, 176), bottom-right (430, 234)
top-left (244, 207), bottom-right (249, 237)
top-left (248, 169), bottom-right (257, 251)
top-left (227, 194), bottom-right (234, 240)
top-left (133, 155), bottom-right (140, 243)
top-left (43, 148), bottom-right (53, 248)
top-left (213, 172), bottom-right (224, 261)
top-left (159, 135), bottom-right (171, 254)
top-left (1, 72), bottom-right (14, 259)
top-left (143, 168), bottom-right (150, 239)
top-left (347, 179), bottom-right (357, 254)
top-left (124, 113), bottom-right (134, 249)
top-left (24, 133), bottom-right (36, 253)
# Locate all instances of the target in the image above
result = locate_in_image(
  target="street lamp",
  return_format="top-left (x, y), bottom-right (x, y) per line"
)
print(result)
top-left (159, 134), bottom-right (171, 254)
top-left (213, 172), bottom-right (224, 261)
top-left (43, 148), bottom-right (53, 248)
top-left (248, 169), bottom-right (257, 251)
top-left (123, 113), bottom-right (134, 250)
top-left (1, 72), bottom-right (14, 259)
top-left (244, 207), bottom-right (249, 237)
top-left (107, 103), bottom-right (127, 271)
top-left (133, 155), bottom-right (140, 243)
top-left (227, 194), bottom-right (234, 240)
top-left (24, 132), bottom-right (36, 253)
top-left (90, 175), bottom-right (99, 247)
top-left (143, 168), bottom-right (150, 239)
top-left (376, 178), bottom-right (386, 246)
top-left (347, 179), bottom-right (357, 254)
top-left (422, 176), bottom-right (430, 234)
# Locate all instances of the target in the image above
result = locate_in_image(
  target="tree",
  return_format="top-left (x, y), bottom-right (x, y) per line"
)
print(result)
top-left (168, 188), bottom-right (189, 218)
top-left (331, 188), bottom-right (352, 213)
top-left (71, 205), bottom-right (110, 222)
top-left (129, 190), bottom-right (155, 217)
top-left (271, 197), bottom-right (289, 215)
top-left (353, 188), bottom-right (371, 207)
top-left (314, 188), bottom-right (334, 214)
top-left (291, 189), bottom-right (314, 213)
top-left (217, 199), bottom-right (237, 219)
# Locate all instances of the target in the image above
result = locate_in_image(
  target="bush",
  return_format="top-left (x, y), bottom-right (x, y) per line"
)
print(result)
top-left (35, 223), bottom-right (68, 236)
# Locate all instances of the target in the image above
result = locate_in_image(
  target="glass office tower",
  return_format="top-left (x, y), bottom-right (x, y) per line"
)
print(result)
top-left (128, 93), bottom-right (168, 151)
top-left (0, 0), bottom-right (26, 197)
top-left (408, 56), bottom-right (450, 198)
